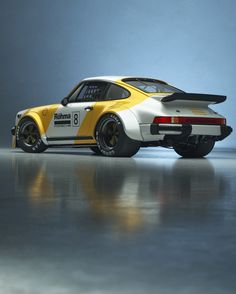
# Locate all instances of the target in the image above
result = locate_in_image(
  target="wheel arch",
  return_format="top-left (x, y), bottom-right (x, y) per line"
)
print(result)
top-left (94, 110), bottom-right (142, 141)
top-left (18, 113), bottom-right (48, 145)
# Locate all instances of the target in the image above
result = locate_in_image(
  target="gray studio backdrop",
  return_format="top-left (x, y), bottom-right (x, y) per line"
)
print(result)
top-left (0, 0), bottom-right (235, 148)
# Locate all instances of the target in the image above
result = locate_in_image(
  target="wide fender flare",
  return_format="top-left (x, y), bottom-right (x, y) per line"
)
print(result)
top-left (116, 109), bottom-right (142, 141)
top-left (20, 112), bottom-right (48, 145)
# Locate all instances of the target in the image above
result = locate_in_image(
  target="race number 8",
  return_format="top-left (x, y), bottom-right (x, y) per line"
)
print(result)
top-left (73, 112), bottom-right (80, 127)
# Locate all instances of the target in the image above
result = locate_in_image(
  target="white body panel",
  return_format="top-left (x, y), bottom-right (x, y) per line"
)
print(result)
top-left (116, 109), bottom-right (143, 141)
top-left (123, 96), bottom-right (225, 141)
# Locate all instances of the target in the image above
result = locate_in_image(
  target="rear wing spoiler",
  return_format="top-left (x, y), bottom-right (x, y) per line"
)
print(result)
top-left (161, 93), bottom-right (226, 104)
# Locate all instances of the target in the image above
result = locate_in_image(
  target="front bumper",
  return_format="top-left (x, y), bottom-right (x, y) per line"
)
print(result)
top-left (11, 126), bottom-right (16, 136)
top-left (11, 126), bottom-right (17, 148)
top-left (149, 123), bottom-right (232, 141)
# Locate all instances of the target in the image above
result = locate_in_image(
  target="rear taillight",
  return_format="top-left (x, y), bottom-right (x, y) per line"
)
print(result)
top-left (153, 116), bottom-right (226, 125)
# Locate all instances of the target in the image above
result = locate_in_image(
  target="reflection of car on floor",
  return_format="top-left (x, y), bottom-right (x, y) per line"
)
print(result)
top-left (11, 76), bottom-right (232, 157)
top-left (12, 152), bottom-right (227, 232)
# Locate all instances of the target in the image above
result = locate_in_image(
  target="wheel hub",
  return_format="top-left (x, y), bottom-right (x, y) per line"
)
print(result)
top-left (21, 123), bottom-right (39, 146)
top-left (100, 121), bottom-right (119, 148)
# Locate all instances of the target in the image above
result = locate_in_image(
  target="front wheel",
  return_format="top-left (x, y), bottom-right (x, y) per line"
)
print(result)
top-left (173, 138), bottom-right (215, 158)
top-left (96, 114), bottom-right (141, 157)
top-left (16, 118), bottom-right (48, 153)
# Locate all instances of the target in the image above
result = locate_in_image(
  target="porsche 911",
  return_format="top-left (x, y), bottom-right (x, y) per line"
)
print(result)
top-left (11, 76), bottom-right (233, 157)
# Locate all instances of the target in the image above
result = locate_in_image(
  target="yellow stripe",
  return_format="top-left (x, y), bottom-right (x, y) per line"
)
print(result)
top-left (12, 135), bottom-right (16, 148)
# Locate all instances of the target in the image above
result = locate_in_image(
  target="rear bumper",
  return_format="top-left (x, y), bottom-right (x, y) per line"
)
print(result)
top-left (150, 123), bottom-right (192, 138)
top-left (149, 123), bottom-right (232, 141)
top-left (216, 125), bottom-right (233, 141)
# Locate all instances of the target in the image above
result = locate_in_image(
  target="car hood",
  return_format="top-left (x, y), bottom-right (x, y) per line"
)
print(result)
top-left (26, 104), bottom-right (61, 113)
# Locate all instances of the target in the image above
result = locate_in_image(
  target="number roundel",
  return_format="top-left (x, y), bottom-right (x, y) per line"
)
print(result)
top-left (74, 113), bottom-right (78, 125)
top-left (73, 112), bottom-right (79, 127)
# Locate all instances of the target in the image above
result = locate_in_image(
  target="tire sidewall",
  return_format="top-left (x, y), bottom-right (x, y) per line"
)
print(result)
top-left (96, 114), bottom-right (126, 157)
top-left (173, 139), bottom-right (215, 158)
top-left (16, 118), bottom-right (46, 153)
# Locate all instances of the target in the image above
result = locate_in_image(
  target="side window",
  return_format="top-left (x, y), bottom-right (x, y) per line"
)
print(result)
top-left (105, 84), bottom-right (130, 100)
top-left (68, 83), bottom-right (84, 103)
top-left (76, 82), bottom-right (107, 102)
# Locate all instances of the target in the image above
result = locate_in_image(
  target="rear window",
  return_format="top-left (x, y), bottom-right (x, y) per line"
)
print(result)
top-left (123, 78), bottom-right (184, 93)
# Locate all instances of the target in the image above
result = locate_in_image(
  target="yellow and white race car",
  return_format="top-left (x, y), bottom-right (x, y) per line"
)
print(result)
top-left (11, 76), bottom-right (232, 157)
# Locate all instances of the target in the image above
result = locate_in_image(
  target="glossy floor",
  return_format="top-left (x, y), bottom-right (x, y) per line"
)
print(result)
top-left (0, 147), bottom-right (236, 294)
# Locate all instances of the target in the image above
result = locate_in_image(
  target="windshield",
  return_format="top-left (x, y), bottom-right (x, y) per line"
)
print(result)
top-left (123, 78), bottom-right (184, 93)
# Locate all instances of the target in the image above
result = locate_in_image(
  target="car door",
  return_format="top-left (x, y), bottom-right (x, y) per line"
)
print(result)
top-left (85, 82), bottom-right (131, 138)
top-left (46, 81), bottom-right (108, 145)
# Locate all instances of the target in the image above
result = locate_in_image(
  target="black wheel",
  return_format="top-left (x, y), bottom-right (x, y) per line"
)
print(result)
top-left (95, 114), bottom-right (141, 157)
top-left (90, 146), bottom-right (102, 155)
top-left (16, 118), bottom-right (48, 153)
top-left (173, 138), bottom-right (215, 158)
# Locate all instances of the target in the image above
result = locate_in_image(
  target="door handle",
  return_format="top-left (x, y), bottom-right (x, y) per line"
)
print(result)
top-left (84, 106), bottom-right (93, 112)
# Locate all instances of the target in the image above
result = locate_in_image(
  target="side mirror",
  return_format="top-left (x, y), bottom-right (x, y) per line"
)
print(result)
top-left (61, 97), bottom-right (69, 106)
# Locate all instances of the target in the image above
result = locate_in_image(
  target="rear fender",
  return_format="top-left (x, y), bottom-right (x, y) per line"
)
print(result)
top-left (116, 109), bottom-right (142, 141)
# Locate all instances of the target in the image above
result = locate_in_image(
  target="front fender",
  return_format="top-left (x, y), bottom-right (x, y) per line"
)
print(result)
top-left (116, 109), bottom-right (142, 141)
top-left (20, 112), bottom-right (48, 145)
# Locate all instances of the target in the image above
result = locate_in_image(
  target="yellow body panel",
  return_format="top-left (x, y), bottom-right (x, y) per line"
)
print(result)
top-left (22, 104), bottom-right (60, 136)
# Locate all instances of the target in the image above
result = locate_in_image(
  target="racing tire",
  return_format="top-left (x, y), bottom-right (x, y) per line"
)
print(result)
top-left (95, 114), bottom-right (141, 157)
top-left (173, 138), bottom-right (215, 158)
top-left (16, 118), bottom-right (48, 153)
top-left (90, 146), bottom-right (102, 155)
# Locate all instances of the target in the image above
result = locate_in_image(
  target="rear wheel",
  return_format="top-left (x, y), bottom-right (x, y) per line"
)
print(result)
top-left (96, 114), bottom-right (140, 157)
top-left (16, 118), bottom-right (48, 153)
top-left (173, 138), bottom-right (215, 158)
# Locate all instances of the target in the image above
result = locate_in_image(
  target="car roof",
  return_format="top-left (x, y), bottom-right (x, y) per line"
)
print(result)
top-left (82, 76), bottom-right (129, 82)
top-left (82, 76), bottom-right (168, 84)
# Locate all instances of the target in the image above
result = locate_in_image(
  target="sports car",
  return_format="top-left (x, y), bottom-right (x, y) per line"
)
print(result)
top-left (11, 76), bottom-right (232, 157)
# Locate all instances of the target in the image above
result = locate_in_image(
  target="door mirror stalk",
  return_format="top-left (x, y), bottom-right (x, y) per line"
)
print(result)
top-left (84, 106), bottom-right (93, 112)
top-left (61, 97), bottom-right (69, 106)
